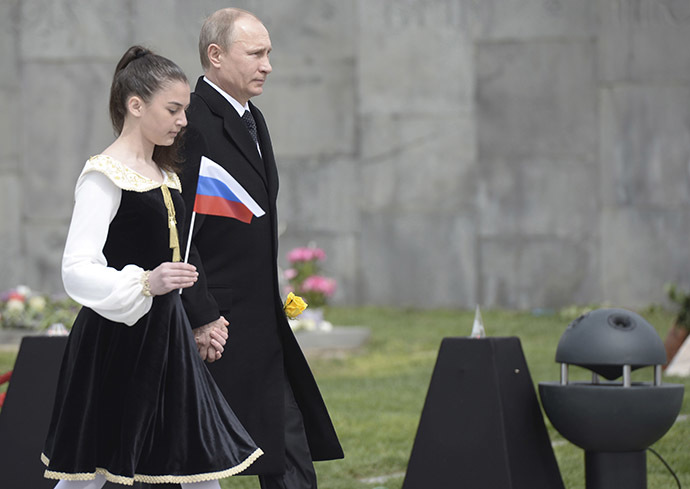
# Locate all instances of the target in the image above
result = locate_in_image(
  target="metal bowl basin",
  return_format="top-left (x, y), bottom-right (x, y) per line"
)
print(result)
top-left (539, 382), bottom-right (683, 452)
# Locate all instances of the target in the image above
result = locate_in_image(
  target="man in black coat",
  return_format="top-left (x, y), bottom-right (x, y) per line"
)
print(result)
top-left (179, 8), bottom-right (343, 489)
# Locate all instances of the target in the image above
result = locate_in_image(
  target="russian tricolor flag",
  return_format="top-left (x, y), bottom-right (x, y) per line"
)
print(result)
top-left (193, 156), bottom-right (265, 223)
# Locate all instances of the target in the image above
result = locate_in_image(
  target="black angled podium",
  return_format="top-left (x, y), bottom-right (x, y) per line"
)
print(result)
top-left (0, 336), bottom-right (67, 489)
top-left (402, 337), bottom-right (564, 489)
top-left (0, 336), bottom-right (146, 488)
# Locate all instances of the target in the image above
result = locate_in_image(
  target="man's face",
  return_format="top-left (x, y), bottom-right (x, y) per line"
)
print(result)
top-left (216, 16), bottom-right (272, 105)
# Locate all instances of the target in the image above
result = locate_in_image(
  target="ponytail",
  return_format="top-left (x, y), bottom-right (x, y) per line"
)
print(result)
top-left (109, 45), bottom-right (188, 173)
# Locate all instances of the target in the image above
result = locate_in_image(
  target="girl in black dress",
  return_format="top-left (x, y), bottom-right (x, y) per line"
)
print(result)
top-left (42, 46), bottom-right (262, 489)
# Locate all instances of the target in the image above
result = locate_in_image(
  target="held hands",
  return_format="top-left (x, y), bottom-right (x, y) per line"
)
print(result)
top-left (147, 264), bottom-right (228, 362)
top-left (193, 316), bottom-right (229, 363)
top-left (148, 262), bottom-right (198, 296)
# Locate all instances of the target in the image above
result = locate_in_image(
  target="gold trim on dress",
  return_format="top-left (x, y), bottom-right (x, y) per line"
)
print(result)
top-left (82, 155), bottom-right (181, 193)
top-left (42, 448), bottom-right (263, 486)
top-left (160, 184), bottom-right (181, 262)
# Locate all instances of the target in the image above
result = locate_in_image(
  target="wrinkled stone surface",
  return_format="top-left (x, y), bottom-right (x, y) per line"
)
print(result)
top-left (2, 0), bottom-right (690, 310)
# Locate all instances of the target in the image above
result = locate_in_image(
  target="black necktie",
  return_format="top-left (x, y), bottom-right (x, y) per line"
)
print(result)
top-left (242, 110), bottom-right (258, 145)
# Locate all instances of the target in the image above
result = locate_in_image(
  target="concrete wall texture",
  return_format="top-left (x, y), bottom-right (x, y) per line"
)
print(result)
top-left (2, 0), bottom-right (690, 310)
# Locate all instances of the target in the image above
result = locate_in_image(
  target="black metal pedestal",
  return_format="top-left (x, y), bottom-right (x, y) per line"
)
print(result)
top-left (585, 450), bottom-right (647, 489)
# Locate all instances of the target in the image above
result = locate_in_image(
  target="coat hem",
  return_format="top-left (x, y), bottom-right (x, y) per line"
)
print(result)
top-left (41, 448), bottom-right (263, 485)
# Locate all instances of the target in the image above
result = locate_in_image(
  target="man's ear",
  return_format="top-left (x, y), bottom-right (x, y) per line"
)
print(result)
top-left (207, 43), bottom-right (224, 68)
top-left (127, 95), bottom-right (144, 118)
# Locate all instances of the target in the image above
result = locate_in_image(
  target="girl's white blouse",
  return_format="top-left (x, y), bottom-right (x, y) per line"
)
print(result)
top-left (61, 156), bottom-right (180, 326)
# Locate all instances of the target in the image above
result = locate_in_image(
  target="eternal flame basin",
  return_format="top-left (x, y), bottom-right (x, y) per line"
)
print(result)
top-left (539, 308), bottom-right (684, 489)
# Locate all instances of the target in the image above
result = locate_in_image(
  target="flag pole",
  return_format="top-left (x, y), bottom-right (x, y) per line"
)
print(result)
top-left (179, 211), bottom-right (197, 294)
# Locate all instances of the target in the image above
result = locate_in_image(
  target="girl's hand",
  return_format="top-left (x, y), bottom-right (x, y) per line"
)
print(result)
top-left (148, 262), bottom-right (198, 295)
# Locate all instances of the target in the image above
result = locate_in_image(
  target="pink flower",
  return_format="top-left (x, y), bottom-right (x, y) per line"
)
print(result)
top-left (287, 247), bottom-right (310, 263)
top-left (311, 248), bottom-right (326, 261)
top-left (324, 279), bottom-right (336, 296)
top-left (287, 246), bottom-right (326, 263)
top-left (301, 276), bottom-right (337, 297)
top-left (284, 268), bottom-right (298, 280)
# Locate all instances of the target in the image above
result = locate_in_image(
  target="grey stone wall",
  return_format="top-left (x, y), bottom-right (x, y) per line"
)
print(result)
top-left (0, 1), bottom-right (23, 290)
top-left (2, 0), bottom-right (690, 310)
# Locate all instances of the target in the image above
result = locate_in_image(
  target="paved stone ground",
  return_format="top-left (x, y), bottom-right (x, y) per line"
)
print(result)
top-left (295, 326), bottom-right (370, 358)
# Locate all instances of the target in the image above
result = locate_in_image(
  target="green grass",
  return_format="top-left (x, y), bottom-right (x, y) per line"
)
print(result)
top-left (1, 307), bottom-right (688, 489)
top-left (0, 349), bottom-right (15, 400)
top-left (300, 307), bottom-right (690, 489)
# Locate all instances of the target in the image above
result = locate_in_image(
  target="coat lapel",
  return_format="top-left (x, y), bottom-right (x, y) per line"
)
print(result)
top-left (250, 101), bottom-right (279, 201)
top-left (194, 78), bottom-right (268, 186)
top-left (250, 101), bottom-right (280, 256)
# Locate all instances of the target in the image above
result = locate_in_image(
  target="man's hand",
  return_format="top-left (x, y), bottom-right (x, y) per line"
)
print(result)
top-left (193, 316), bottom-right (229, 362)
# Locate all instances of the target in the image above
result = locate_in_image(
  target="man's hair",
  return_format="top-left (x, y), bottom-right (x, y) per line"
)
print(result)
top-left (199, 8), bottom-right (261, 71)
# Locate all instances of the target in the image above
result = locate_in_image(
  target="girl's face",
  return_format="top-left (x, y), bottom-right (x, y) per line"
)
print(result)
top-left (138, 80), bottom-right (190, 147)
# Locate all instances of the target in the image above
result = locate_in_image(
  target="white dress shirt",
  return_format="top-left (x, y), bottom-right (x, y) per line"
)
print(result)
top-left (203, 76), bottom-right (262, 156)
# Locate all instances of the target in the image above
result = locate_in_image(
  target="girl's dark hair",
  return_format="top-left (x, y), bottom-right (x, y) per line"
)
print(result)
top-left (109, 45), bottom-right (188, 173)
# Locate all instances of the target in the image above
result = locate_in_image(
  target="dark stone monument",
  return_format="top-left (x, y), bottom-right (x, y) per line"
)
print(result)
top-left (403, 337), bottom-right (564, 489)
top-left (0, 336), bottom-right (67, 489)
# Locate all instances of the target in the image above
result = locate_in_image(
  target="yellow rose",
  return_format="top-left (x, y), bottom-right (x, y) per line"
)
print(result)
top-left (284, 292), bottom-right (308, 319)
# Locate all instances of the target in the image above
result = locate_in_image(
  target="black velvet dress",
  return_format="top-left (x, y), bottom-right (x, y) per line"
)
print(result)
top-left (42, 158), bottom-right (262, 485)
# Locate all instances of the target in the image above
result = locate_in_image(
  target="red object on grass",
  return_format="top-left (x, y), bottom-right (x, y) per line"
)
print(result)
top-left (0, 370), bottom-right (12, 407)
top-left (0, 370), bottom-right (11, 385)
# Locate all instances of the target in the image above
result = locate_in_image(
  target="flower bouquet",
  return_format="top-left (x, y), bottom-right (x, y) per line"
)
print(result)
top-left (284, 246), bottom-right (337, 331)
top-left (0, 285), bottom-right (79, 331)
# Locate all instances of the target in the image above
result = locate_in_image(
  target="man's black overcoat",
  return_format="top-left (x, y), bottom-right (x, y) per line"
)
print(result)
top-left (180, 77), bottom-right (343, 475)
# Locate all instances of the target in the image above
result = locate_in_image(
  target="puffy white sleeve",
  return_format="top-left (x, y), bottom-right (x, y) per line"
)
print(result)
top-left (62, 171), bottom-right (153, 326)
